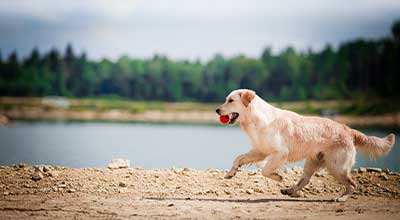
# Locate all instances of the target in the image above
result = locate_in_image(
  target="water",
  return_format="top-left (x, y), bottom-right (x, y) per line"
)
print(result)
top-left (0, 121), bottom-right (398, 171)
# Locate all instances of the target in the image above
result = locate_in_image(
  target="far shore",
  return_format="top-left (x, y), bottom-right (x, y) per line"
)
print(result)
top-left (0, 96), bottom-right (399, 128)
top-left (1, 108), bottom-right (400, 129)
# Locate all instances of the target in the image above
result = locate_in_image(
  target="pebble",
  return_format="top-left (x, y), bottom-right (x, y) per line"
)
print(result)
top-left (119, 182), bottom-right (128, 187)
top-left (107, 159), bottom-right (130, 169)
top-left (359, 167), bottom-right (367, 172)
top-left (246, 189), bottom-right (254, 194)
top-left (248, 171), bottom-right (257, 176)
top-left (380, 174), bottom-right (389, 181)
top-left (48, 171), bottom-right (59, 178)
top-left (284, 168), bottom-right (295, 175)
top-left (43, 166), bottom-right (51, 172)
top-left (31, 172), bottom-right (43, 181)
top-left (168, 203), bottom-right (174, 207)
top-left (67, 189), bottom-right (76, 193)
top-left (3, 191), bottom-right (10, 195)
top-left (367, 167), bottom-right (382, 172)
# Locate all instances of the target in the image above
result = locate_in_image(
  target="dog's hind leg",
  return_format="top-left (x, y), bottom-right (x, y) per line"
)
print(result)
top-left (281, 154), bottom-right (323, 196)
top-left (261, 151), bottom-right (288, 182)
top-left (225, 150), bottom-right (265, 179)
top-left (326, 145), bottom-right (356, 202)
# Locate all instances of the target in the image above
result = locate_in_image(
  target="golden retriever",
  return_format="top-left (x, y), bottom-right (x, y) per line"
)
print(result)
top-left (216, 89), bottom-right (395, 201)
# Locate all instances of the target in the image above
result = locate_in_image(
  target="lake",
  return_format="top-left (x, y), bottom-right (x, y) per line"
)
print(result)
top-left (0, 121), bottom-right (398, 171)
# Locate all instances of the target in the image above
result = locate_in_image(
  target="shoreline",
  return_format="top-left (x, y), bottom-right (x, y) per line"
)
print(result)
top-left (1, 165), bottom-right (399, 219)
top-left (1, 108), bottom-right (400, 128)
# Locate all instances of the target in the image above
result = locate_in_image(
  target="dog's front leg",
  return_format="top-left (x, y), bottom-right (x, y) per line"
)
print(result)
top-left (225, 150), bottom-right (265, 179)
top-left (261, 151), bottom-right (288, 182)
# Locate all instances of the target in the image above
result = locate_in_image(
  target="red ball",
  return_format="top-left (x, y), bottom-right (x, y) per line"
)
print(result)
top-left (219, 115), bottom-right (229, 124)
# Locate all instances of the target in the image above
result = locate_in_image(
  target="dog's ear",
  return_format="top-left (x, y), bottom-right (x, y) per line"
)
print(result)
top-left (240, 90), bottom-right (255, 107)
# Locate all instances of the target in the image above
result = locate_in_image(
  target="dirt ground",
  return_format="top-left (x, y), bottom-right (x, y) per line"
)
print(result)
top-left (0, 164), bottom-right (400, 220)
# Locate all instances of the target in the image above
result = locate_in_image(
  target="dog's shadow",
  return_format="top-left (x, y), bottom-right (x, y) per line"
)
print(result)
top-left (144, 197), bottom-right (334, 203)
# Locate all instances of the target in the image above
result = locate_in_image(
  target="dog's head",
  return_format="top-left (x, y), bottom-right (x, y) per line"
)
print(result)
top-left (216, 89), bottom-right (256, 125)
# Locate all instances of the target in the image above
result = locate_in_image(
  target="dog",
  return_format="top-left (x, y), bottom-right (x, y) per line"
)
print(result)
top-left (216, 89), bottom-right (395, 201)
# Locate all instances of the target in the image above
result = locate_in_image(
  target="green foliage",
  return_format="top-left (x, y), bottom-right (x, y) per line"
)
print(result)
top-left (0, 21), bottom-right (399, 102)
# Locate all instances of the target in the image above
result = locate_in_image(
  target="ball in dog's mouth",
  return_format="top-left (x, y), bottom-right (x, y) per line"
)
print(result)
top-left (220, 112), bottom-right (239, 124)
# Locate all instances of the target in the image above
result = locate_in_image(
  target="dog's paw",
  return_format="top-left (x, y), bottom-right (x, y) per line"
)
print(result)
top-left (270, 173), bottom-right (283, 182)
top-left (280, 188), bottom-right (294, 195)
top-left (224, 173), bottom-right (235, 179)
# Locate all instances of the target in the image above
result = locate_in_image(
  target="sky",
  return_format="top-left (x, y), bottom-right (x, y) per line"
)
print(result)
top-left (0, 0), bottom-right (399, 61)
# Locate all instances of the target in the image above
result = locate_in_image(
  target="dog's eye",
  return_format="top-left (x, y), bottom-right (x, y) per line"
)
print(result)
top-left (228, 99), bottom-right (234, 103)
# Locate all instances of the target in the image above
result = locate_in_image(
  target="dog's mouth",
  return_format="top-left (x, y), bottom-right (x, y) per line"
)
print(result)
top-left (227, 112), bottom-right (239, 124)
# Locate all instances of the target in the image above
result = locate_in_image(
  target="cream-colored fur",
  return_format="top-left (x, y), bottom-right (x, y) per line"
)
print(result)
top-left (216, 89), bottom-right (395, 202)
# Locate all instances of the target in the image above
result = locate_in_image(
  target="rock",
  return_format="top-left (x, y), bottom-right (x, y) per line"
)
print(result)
top-left (67, 189), bottom-right (76, 193)
top-left (380, 173), bottom-right (389, 181)
top-left (31, 172), bottom-right (43, 181)
top-left (246, 189), bottom-right (254, 194)
top-left (248, 171), bottom-right (257, 176)
top-left (366, 167), bottom-right (382, 172)
top-left (119, 181), bottom-right (127, 187)
top-left (206, 168), bottom-right (220, 173)
top-left (0, 114), bottom-right (9, 125)
top-left (284, 168), bottom-right (295, 175)
top-left (43, 166), bottom-right (51, 172)
top-left (58, 184), bottom-right (67, 188)
top-left (34, 165), bottom-right (44, 172)
top-left (3, 191), bottom-right (10, 196)
top-left (107, 159), bottom-right (130, 169)
top-left (315, 170), bottom-right (327, 177)
top-left (292, 166), bottom-right (302, 174)
top-left (254, 188), bottom-right (265, 193)
top-left (383, 168), bottom-right (390, 174)
top-left (15, 163), bottom-right (28, 168)
top-left (168, 203), bottom-right (174, 207)
top-left (48, 171), bottom-right (59, 178)
top-left (359, 167), bottom-right (367, 172)
top-left (224, 190), bottom-right (231, 195)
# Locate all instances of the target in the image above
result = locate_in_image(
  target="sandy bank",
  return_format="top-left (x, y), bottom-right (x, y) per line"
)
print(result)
top-left (1, 164), bottom-right (399, 219)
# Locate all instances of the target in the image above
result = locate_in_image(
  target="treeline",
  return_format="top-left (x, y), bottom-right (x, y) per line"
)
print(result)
top-left (0, 21), bottom-right (399, 102)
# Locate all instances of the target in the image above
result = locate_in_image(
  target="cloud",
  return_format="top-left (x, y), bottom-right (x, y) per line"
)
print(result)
top-left (0, 0), bottom-right (399, 61)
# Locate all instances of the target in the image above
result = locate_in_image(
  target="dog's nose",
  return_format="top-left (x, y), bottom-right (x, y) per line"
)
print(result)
top-left (216, 109), bottom-right (221, 114)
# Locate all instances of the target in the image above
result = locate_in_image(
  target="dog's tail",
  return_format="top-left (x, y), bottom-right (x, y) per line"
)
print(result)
top-left (352, 129), bottom-right (395, 158)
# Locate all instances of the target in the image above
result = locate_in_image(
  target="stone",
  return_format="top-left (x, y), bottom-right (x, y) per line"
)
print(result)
top-left (15, 163), bottom-right (28, 168)
top-left (58, 184), bottom-right (67, 188)
top-left (366, 167), bottom-right (382, 172)
top-left (67, 189), bottom-right (76, 193)
top-left (107, 159), bottom-right (130, 169)
top-left (0, 114), bottom-right (9, 125)
top-left (359, 167), bottom-right (367, 172)
top-left (248, 171), bottom-right (257, 176)
top-left (254, 188), bottom-right (265, 193)
top-left (380, 174), bottom-right (389, 181)
top-left (383, 168), bottom-right (390, 174)
top-left (119, 181), bottom-right (128, 187)
top-left (284, 168), bottom-right (295, 175)
top-left (246, 189), bottom-right (254, 194)
top-left (168, 203), bottom-right (174, 207)
top-left (31, 172), bottom-right (43, 181)
top-left (43, 166), bottom-right (51, 172)
top-left (48, 171), bottom-right (59, 178)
